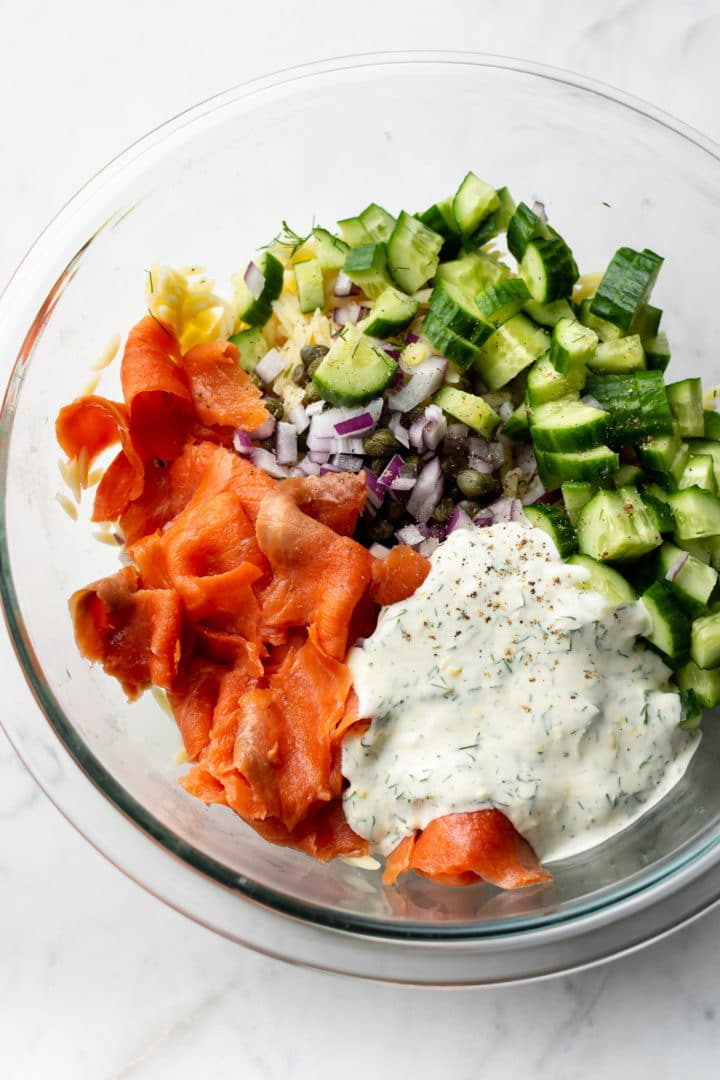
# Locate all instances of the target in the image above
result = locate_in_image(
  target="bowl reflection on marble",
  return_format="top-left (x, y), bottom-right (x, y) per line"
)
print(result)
top-left (2, 54), bottom-right (720, 986)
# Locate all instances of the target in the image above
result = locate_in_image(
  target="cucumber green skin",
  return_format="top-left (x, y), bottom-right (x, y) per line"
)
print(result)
top-left (452, 172), bottom-right (500, 237)
top-left (529, 399), bottom-right (608, 453)
top-left (524, 298), bottom-right (575, 329)
top-left (506, 202), bottom-right (548, 260)
top-left (463, 187), bottom-right (516, 249)
top-left (433, 386), bottom-right (501, 437)
top-left (520, 236), bottom-right (577, 304)
top-left (680, 455), bottom-right (717, 495)
top-left (567, 553), bottom-right (638, 604)
top-left (641, 491), bottom-right (676, 534)
top-left (638, 431), bottom-right (680, 473)
top-left (703, 410), bottom-right (720, 440)
top-left (427, 280), bottom-right (494, 346)
top-left (294, 258), bottom-right (325, 314)
top-left (685, 440), bottom-right (720, 489)
top-left (475, 279), bottom-right (531, 326)
top-left (229, 327), bottom-right (267, 373)
top-left (536, 446), bottom-right (619, 489)
top-left (587, 335), bottom-right (646, 374)
top-left (690, 611), bottom-right (720, 669)
top-left (313, 228), bottom-right (349, 270)
top-left (549, 318), bottom-right (597, 377)
top-left (584, 372), bottom-right (674, 448)
top-left (635, 303), bottom-right (662, 341)
top-left (679, 688), bottom-right (704, 731)
top-left (667, 486), bottom-right (720, 541)
top-left (589, 247), bottom-right (663, 332)
top-left (474, 314), bottom-right (550, 392)
top-left (642, 581), bottom-right (691, 665)
top-left (417, 199), bottom-right (461, 260)
top-left (387, 211), bottom-right (444, 294)
top-left (359, 203), bottom-right (396, 242)
top-left (235, 251), bottom-right (284, 326)
top-left (524, 504), bottom-right (578, 557)
top-left (360, 288), bottom-right (419, 339)
top-left (343, 242), bottom-right (391, 299)
top-left (436, 253), bottom-right (510, 292)
top-left (422, 313), bottom-right (484, 371)
top-left (337, 216), bottom-right (371, 246)
top-left (657, 542), bottom-right (718, 618)
top-left (676, 661), bottom-right (720, 708)
top-left (666, 378), bottom-right (704, 437)
top-left (644, 331), bottom-right (671, 372)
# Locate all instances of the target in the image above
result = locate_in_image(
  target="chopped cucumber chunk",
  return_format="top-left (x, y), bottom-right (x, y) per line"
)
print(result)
top-left (590, 247), bottom-right (664, 332)
top-left (507, 202), bottom-right (550, 261)
top-left (587, 335), bottom-right (646, 374)
top-left (576, 487), bottom-right (662, 561)
top-left (657, 541), bottom-right (718, 618)
top-left (475, 279), bottom-right (531, 326)
top-left (524, 298), bottom-right (575, 328)
top-left (562, 481), bottom-right (597, 525)
top-left (233, 251), bottom-right (284, 327)
top-left (526, 354), bottom-right (583, 406)
top-left (524, 504), bottom-right (577, 557)
top-left (642, 582), bottom-right (691, 665)
top-left (359, 286), bottom-right (418, 339)
top-left (343, 243), bottom-right (391, 299)
top-left (644, 331), bottom-right (671, 373)
top-left (676, 661), bottom-right (720, 709)
top-left (422, 313), bottom-right (484, 370)
top-left (680, 455), bottom-right (717, 495)
top-left (667, 486), bottom-right (720, 541)
top-left (387, 211), bottom-right (443, 294)
top-left (529, 396), bottom-right (608, 453)
top-left (359, 203), bottom-right (396, 242)
top-left (229, 327), bottom-right (268, 374)
top-left (452, 171), bottom-right (500, 237)
top-left (691, 611), bottom-right (720, 669)
top-left (475, 314), bottom-right (550, 391)
top-left (666, 378), bottom-right (704, 438)
top-left (312, 228), bottom-right (349, 270)
top-left (427, 279), bottom-right (494, 346)
top-left (294, 258), bottom-right (324, 314)
top-left (568, 554), bottom-right (638, 605)
top-left (520, 236), bottom-right (577, 304)
top-left (312, 325), bottom-right (397, 406)
top-left (433, 386), bottom-right (500, 437)
top-left (549, 317), bottom-right (597, 379)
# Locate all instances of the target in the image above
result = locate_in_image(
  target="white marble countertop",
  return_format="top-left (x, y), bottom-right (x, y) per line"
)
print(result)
top-left (2, 1), bottom-right (720, 1075)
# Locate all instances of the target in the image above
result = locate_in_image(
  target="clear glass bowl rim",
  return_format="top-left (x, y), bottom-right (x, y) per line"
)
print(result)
top-left (3, 50), bottom-right (720, 959)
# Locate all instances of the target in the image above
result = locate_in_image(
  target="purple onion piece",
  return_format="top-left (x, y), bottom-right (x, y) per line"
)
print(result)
top-left (395, 523), bottom-right (425, 547)
top-left (331, 453), bottom-right (364, 473)
top-left (334, 302), bottom-right (363, 326)
top-left (388, 412), bottom-right (410, 449)
top-left (364, 469), bottom-right (385, 510)
top-left (233, 429), bottom-right (254, 456)
top-left (497, 400), bottom-right (514, 422)
top-left (319, 464), bottom-right (340, 476)
top-left (307, 449), bottom-right (330, 464)
top-left (446, 422), bottom-right (469, 439)
top-left (447, 504), bottom-right (474, 533)
top-left (407, 457), bottom-right (444, 522)
top-left (305, 399), bottom-right (326, 417)
top-left (244, 261), bottom-right (265, 300)
top-left (296, 456), bottom-right (321, 476)
top-left (532, 199), bottom-right (548, 224)
top-left (368, 542), bottom-right (391, 561)
top-left (249, 415), bottom-right (276, 441)
top-left (311, 398), bottom-right (382, 440)
top-left (418, 538), bottom-right (440, 557)
top-left (377, 454), bottom-right (407, 488)
top-left (404, 333), bottom-right (419, 345)
top-left (386, 355), bottom-right (448, 413)
top-left (334, 411), bottom-right (376, 436)
top-left (473, 508), bottom-right (495, 527)
top-left (288, 402), bottom-right (310, 434)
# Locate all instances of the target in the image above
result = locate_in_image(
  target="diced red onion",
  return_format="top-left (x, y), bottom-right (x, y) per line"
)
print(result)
top-left (529, 487), bottom-right (558, 505)
top-left (380, 345), bottom-right (401, 361)
top-left (422, 404), bottom-right (447, 451)
top-left (288, 402), bottom-right (310, 434)
top-left (332, 453), bottom-right (364, 473)
top-left (409, 414), bottom-right (429, 451)
top-left (244, 261), bottom-right (265, 300)
top-left (308, 449), bottom-right (330, 464)
top-left (418, 521), bottom-right (446, 540)
top-left (305, 399), bottom-right (325, 417)
top-left (515, 444), bottom-right (538, 483)
top-left (378, 454), bottom-right (417, 492)
top-left (473, 459), bottom-right (495, 475)
top-left (487, 496), bottom-right (525, 523)
top-left (665, 551), bottom-right (689, 582)
top-left (334, 270), bottom-right (354, 297)
top-left (296, 455), bottom-right (321, 476)
top-left (388, 412), bottom-right (410, 449)
top-left (407, 457), bottom-right (444, 522)
top-left (311, 399), bottom-right (382, 440)
top-left (254, 347), bottom-right (285, 384)
top-left (524, 476), bottom-right (548, 505)
top-left (532, 200), bottom-right (548, 224)
top-left (497, 400), bottom-right (514, 422)
top-left (319, 464), bottom-right (340, 475)
top-left (364, 470), bottom-right (385, 510)
top-left (334, 302), bottom-right (363, 326)
top-left (386, 356), bottom-right (448, 413)
top-left (418, 538), bottom-right (440, 557)
top-left (249, 415), bottom-right (276, 440)
top-left (334, 412), bottom-right (376, 436)
top-left (369, 542), bottom-right (391, 561)
top-left (275, 421), bottom-right (298, 465)
top-left (250, 447), bottom-right (289, 479)
top-left (405, 333), bottom-right (419, 345)
top-left (233, 430), bottom-right (254, 456)
top-left (474, 508), bottom-right (495, 527)
top-left (395, 523), bottom-right (425, 547)
top-left (447, 504), bottom-right (473, 533)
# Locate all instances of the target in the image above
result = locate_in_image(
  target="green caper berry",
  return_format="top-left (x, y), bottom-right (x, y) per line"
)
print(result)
top-left (366, 519), bottom-right (396, 544)
top-left (458, 499), bottom-right (481, 517)
top-left (304, 382), bottom-right (321, 404)
top-left (457, 469), bottom-right (502, 500)
top-left (369, 456), bottom-right (391, 475)
top-left (264, 397), bottom-right (285, 420)
top-left (431, 495), bottom-right (456, 524)
top-left (290, 361), bottom-right (305, 385)
top-left (362, 428), bottom-right (402, 457)
top-left (301, 344), bottom-right (329, 370)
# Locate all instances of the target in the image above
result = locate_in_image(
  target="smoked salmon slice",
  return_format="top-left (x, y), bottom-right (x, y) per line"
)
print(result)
top-left (121, 316), bottom-right (193, 461)
top-left (183, 340), bottom-right (270, 432)
top-left (369, 544), bottom-right (431, 607)
top-left (70, 565), bottom-right (182, 700)
top-left (382, 811), bottom-right (551, 889)
top-left (256, 473), bottom-right (374, 658)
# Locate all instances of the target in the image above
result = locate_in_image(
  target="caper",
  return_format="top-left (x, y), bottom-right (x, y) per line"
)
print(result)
top-left (457, 469), bottom-right (502, 500)
top-left (363, 428), bottom-right (402, 457)
top-left (458, 499), bottom-right (481, 518)
top-left (384, 499), bottom-right (405, 524)
top-left (251, 373), bottom-right (264, 390)
top-left (264, 397), bottom-right (285, 420)
top-left (369, 456), bottom-right (390, 475)
top-left (290, 361), bottom-right (305, 386)
top-left (301, 344), bottom-right (329, 370)
top-left (406, 405), bottom-right (426, 423)
top-left (366, 518), bottom-right (396, 544)
top-left (431, 495), bottom-right (456, 524)
top-left (440, 451), bottom-right (468, 479)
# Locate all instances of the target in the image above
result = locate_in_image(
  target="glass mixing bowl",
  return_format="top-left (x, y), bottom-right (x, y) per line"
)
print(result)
top-left (3, 53), bottom-right (720, 986)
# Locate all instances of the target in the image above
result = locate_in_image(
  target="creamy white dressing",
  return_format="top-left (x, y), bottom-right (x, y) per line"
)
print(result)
top-left (342, 523), bottom-right (699, 862)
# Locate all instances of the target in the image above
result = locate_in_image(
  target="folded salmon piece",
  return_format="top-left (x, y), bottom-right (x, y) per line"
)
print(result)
top-left (183, 340), bottom-right (269, 432)
top-left (256, 473), bottom-right (374, 659)
top-left (121, 316), bottom-right (193, 461)
top-left (70, 565), bottom-right (182, 700)
top-left (369, 544), bottom-right (431, 607)
top-left (382, 810), bottom-right (551, 889)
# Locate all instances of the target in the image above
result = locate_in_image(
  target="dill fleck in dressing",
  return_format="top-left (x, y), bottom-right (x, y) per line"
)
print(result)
top-left (342, 523), bottom-right (698, 861)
